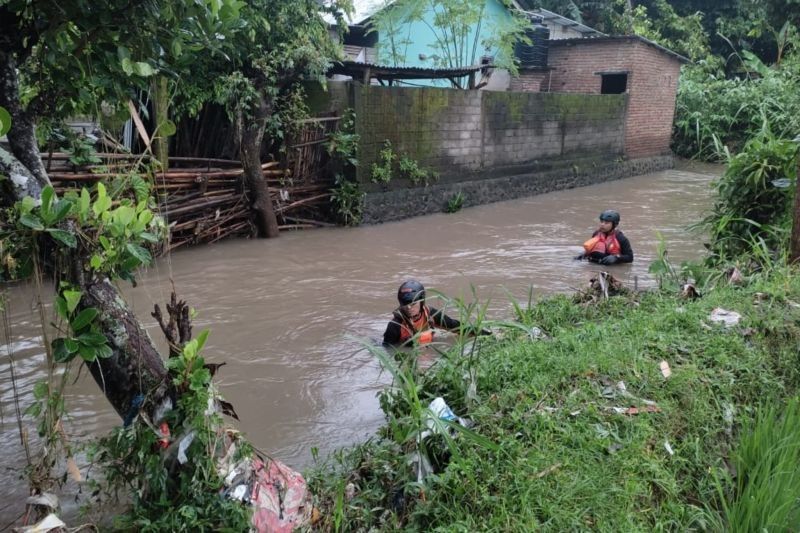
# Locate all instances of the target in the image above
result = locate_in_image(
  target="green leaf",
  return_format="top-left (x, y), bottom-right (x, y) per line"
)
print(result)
top-left (166, 357), bottom-right (183, 371)
top-left (90, 254), bottom-right (104, 270)
top-left (117, 46), bottom-right (131, 61)
top-left (77, 331), bottom-right (107, 346)
top-left (0, 106), bottom-right (11, 137)
top-left (95, 344), bottom-right (113, 359)
top-left (79, 188), bottom-right (91, 219)
top-left (19, 213), bottom-right (44, 231)
top-left (71, 307), bottom-right (99, 332)
top-left (170, 39), bottom-right (182, 58)
top-left (55, 296), bottom-right (68, 320)
top-left (64, 338), bottom-right (79, 353)
top-left (53, 338), bottom-right (76, 363)
top-left (189, 368), bottom-right (211, 391)
top-left (46, 228), bottom-right (77, 248)
top-left (195, 329), bottom-right (210, 353)
top-left (158, 119), bottom-right (176, 137)
top-left (78, 344), bottom-right (98, 362)
top-left (93, 195), bottom-right (112, 216)
top-left (25, 402), bottom-right (42, 418)
top-left (140, 231), bottom-right (160, 243)
top-left (33, 380), bottom-right (49, 400)
top-left (98, 235), bottom-right (111, 250)
top-left (63, 290), bottom-right (82, 314)
top-left (114, 205), bottom-right (135, 227)
top-left (19, 196), bottom-right (36, 215)
top-left (51, 199), bottom-right (73, 223)
top-left (183, 339), bottom-right (198, 360)
top-left (133, 61), bottom-right (156, 77)
top-left (41, 186), bottom-right (54, 217)
top-left (121, 57), bottom-right (134, 75)
top-left (125, 243), bottom-right (152, 266)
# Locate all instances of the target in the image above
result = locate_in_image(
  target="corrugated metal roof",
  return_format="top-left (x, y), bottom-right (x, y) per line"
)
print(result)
top-left (527, 8), bottom-right (605, 37)
top-left (329, 60), bottom-right (486, 80)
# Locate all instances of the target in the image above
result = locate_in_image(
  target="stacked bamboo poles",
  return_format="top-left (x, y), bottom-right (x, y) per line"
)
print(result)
top-left (44, 153), bottom-right (335, 253)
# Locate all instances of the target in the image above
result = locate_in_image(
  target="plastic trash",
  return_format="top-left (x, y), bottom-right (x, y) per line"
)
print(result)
top-left (709, 308), bottom-right (741, 327)
top-left (25, 493), bottom-right (59, 511)
top-left (659, 360), bottom-right (672, 379)
top-left (409, 449), bottom-right (434, 484)
top-left (426, 397), bottom-right (472, 433)
top-left (250, 457), bottom-right (313, 533)
top-left (177, 430), bottom-right (196, 464)
top-left (14, 514), bottom-right (65, 533)
top-left (429, 397), bottom-right (457, 422)
top-left (681, 283), bottom-right (701, 299)
top-left (664, 441), bottom-right (674, 456)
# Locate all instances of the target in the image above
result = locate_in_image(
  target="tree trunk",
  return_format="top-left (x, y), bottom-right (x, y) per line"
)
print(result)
top-left (152, 76), bottom-right (170, 172)
top-left (240, 94), bottom-right (279, 238)
top-left (791, 157), bottom-right (800, 263)
top-left (81, 278), bottom-right (168, 418)
top-left (0, 50), bottom-right (49, 195)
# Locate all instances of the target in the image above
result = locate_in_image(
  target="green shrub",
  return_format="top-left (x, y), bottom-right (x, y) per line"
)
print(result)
top-left (699, 118), bottom-right (798, 264)
top-left (672, 52), bottom-right (800, 161)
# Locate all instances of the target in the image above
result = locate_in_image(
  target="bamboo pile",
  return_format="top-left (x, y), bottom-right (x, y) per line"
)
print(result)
top-left (44, 153), bottom-right (335, 253)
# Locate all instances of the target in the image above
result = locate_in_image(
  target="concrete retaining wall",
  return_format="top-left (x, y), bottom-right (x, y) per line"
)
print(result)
top-left (362, 155), bottom-right (673, 223)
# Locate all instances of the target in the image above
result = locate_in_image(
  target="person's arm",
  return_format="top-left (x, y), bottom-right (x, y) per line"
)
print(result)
top-left (428, 306), bottom-right (461, 330)
top-left (616, 231), bottom-right (634, 263)
top-left (429, 307), bottom-right (491, 337)
top-left (382, 313), bottom-right (404, 345)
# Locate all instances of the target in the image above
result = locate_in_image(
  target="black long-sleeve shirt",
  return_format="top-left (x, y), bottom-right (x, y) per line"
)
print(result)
top-left (585, 230), bottom-right (634, 263)
top-left (382, 306), bottom-right (461, 346)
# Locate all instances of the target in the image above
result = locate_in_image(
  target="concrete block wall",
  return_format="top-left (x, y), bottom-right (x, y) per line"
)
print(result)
top-left (546, 39), bottom-right (682, 159)
top-left (353, 84), bottom-right (626, 190)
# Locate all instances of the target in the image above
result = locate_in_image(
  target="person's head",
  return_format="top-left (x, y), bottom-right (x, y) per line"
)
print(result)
top-left (397, 280), bottom-right (425, 317)
top-left (598, 209), bottom-right (620, 233)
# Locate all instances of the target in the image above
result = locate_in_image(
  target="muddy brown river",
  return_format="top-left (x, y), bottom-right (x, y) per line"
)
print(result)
top-left (0, 165), bottom-right (717, 522)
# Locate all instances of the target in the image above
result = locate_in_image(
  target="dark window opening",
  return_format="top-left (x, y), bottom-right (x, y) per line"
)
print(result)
top-left (601, 73), bottom-right (628, 94)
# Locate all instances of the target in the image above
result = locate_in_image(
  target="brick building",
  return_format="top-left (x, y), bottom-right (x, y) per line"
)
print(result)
top-left (514, 36), bottom-right (688, 159)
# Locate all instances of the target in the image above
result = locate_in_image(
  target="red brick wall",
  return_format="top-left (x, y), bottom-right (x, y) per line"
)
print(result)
top-left (546, 40), bottom-right (682, 158)
top-left (508, 70), bottom-right (549, 92)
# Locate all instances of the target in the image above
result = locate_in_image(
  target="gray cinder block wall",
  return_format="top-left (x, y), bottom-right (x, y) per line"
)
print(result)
top-left (310, 82), bottom-right (673, 223)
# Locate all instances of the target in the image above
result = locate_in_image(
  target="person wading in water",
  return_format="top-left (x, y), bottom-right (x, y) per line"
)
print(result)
top-left (383, 280), bottom-right (488, 346)
top-left (574, 209), bottom-right (634, 265)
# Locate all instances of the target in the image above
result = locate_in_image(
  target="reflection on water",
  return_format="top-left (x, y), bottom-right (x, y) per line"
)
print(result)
top-left (0, 166), bottom-right (717, 521)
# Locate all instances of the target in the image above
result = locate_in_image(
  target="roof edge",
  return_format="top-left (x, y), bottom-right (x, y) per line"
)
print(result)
top-left (548, 35), bottom-right (690, 64)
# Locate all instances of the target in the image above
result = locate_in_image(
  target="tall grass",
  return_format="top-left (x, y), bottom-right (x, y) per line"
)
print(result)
top-left (711, 398), bottom-right (800, 531)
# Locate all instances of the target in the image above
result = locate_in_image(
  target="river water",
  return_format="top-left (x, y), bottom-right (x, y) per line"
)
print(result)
top-left (0, 164), bottom-right (717, 522)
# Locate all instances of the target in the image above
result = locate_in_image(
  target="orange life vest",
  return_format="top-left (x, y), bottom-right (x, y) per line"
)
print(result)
top-left (397, 307), bottom-right (434, 344)
top-left (583, 231), bottom-right (621, 256)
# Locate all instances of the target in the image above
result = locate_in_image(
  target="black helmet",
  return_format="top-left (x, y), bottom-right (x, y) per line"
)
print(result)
top-left (599, 209), bottom-right (620, 225)
top-left (397, 280), bottom-right (425, 305)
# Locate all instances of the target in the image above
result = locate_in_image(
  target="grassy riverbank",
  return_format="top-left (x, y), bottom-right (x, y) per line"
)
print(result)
top-left (307, 267), bottom-right (800, 531)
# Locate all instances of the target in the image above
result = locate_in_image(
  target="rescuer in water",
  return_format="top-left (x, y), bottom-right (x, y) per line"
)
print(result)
top-left (383, 280), bottom-right (489, 346)
top-left (574, 209), bottom-right (634, 265)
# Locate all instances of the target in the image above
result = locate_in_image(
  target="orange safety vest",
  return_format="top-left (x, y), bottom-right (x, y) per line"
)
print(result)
top-left (397, 307), bottom-right (434, 344)
top-left (583, 231), bottom-right (621, 256)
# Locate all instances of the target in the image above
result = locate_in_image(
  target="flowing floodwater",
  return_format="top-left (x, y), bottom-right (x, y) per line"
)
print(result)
top-left (0, 164), bottom-right (718, 522)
